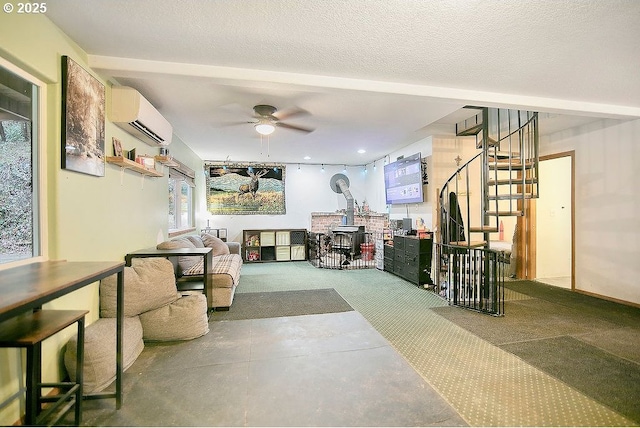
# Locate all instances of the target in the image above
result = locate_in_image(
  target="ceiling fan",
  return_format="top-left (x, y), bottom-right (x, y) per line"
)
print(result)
top-left (247, 104), bottom-right (315, 136)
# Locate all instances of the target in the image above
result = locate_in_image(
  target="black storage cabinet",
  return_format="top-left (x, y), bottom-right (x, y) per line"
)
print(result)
top-left (384, 235), bottom-right (433, 286)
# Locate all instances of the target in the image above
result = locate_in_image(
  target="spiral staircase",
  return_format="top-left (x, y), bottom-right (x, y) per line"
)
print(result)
top-left (435, 107), bottom-right (539, 315)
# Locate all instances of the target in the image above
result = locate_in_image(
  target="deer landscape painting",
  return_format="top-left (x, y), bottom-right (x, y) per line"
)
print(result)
top-left (206, 163), bottom-right (286, 214)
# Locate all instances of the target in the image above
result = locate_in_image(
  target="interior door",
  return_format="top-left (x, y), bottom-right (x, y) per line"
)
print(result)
top-left (534, 154), bottom-right (574, 289)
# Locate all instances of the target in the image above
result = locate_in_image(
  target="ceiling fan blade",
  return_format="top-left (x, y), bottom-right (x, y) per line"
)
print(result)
top-left (273, 107), bottom-right (310, 121)
top-left (276, 122), bottom-right (315, 133)
top-left (212, 120), bottom-right (257, 128)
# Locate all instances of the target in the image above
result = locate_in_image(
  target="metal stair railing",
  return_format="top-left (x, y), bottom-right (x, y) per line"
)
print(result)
top-left (434, 242), bottom-right (506, 316)
top-left (435, 107), bottom-right (539, 315)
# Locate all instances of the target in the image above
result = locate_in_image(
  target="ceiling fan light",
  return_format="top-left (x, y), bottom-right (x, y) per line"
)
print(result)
top-left (255, 123), bottom-right (275, 135)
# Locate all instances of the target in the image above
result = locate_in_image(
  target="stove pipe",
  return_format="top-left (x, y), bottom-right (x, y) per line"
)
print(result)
top-left (335, 178), bottom-right (354, 225)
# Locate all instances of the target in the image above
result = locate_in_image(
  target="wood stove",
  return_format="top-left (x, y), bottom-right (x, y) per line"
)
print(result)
top-left (332, 225), bottom-right (365, 257)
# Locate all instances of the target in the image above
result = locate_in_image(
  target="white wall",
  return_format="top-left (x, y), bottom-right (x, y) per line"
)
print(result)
top-left (210, 136), bottom-right (436, 242)
top-left (365, 136), bottom-right (434, 229)
top-left (204, 164), bottom-right (367, 242)
top-left (540, 118), bottom-right (640, 305)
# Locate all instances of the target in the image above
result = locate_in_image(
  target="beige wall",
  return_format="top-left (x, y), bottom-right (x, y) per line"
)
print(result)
top-left (0, 14), bottom-right (202, 424)
top-left (540, 118), bottom-right (640, 304)
top-left (429, 135), bottom-right (489, 240)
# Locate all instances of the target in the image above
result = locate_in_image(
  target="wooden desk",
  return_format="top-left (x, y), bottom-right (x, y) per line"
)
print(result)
top-left (125, 247), bottom-right (213, 306)
top-left (0, 261), bottom-right (125, 408)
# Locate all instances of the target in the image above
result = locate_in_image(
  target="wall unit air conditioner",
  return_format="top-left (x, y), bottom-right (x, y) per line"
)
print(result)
top-left (110, 86), bottom-right (173, 147)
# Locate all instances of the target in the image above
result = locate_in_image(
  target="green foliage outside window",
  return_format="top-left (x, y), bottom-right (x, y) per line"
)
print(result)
top-left (0, 121), bottom-right (33, 261)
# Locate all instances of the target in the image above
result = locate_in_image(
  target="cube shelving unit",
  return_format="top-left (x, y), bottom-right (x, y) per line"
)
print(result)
top-left (242, 229), bottom-right (308, 263)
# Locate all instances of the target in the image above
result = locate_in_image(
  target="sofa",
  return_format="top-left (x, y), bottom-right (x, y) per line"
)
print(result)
top-left (156, 233), bottom-right (243, 310)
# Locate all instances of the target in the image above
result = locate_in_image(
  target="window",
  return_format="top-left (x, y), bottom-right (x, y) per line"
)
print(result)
top-left (168, 168), bottom-right (194, 231)
top-left (0, 60), bottom-right (46, 267)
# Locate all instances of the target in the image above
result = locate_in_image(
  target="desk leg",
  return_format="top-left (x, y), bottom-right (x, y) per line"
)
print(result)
top-left (204, 251), bottom-right (213, 311)
top-left (25, 344), bottom-right (39, 425)
top-left (116, 268), bottom-right (123, 409)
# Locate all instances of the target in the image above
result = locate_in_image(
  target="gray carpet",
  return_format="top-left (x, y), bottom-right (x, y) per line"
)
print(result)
top-left (501, 335), bottom-right (640, 423)
top-left (431, 298), bottom-right (623, 346)
top-left (431, 280), bottom-right (640, 424)
top-left (504, 280), bottom-right (640, 327)
top-left (210, 288), bottom-right (353, 321)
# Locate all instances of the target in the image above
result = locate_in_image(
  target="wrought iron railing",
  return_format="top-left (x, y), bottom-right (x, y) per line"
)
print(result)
top-left (434, 243), bottom-right (506, 316)
top-left (440, 108), bottom-right (539, 248)
top-left (436, 107), bottom-right (539, 315)
top-left (308, 231), bottom-right (383, 270)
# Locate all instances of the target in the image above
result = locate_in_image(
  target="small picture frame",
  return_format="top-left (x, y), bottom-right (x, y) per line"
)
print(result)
top-left (141, 156), bottom-right (155, 170)
top-left (112, 137), bottom-right (123, 157)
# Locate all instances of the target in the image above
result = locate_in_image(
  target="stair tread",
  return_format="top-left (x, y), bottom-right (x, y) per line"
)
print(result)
top-left (449, 241), bottom-right (487, 248)
top-left (487, 157), bottom-right (525, 163)
top-left (488, 151), bottom-right (521, 159)
top-left (456, 123), bottom-right (483, 136)
top-left (448, 240), bottom-right (487, 248)
top-left (487, 178), bottom-right (538, 185)
top-left (489, 162), bottom-right (535, 170)
top-left (488, 194), bottom-right (537, 200)
top-left (469, 227), bottom-right (499, 233)
top-left (476, 137), bottom-right (499, 148)
top-left (486, 211), bottom-right (524, 216)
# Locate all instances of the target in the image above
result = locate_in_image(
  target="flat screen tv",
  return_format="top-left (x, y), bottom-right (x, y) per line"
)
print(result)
top-left (384, 152), bottom-right (424, 205)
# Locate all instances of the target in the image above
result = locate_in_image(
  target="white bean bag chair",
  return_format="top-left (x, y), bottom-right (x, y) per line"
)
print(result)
top-left (139, 294), bottom-right (209, 341)
top-left (100, 257), bottom-right (180, 318)
top-left (64, 317), bottom-right (144, 393)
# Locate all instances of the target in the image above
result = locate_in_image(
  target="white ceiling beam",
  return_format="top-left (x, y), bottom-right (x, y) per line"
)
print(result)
top-left (90, 55), bottom-right (640, 120)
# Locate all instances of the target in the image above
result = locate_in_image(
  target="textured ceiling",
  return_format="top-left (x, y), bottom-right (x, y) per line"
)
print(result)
top-left (45, 0), bottom-right (640, 164)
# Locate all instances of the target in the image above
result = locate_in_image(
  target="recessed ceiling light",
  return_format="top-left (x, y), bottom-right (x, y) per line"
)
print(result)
top-left (303, 156), bottom-right (311, 160)
top-left (357, 149), bottom-right (366, 154)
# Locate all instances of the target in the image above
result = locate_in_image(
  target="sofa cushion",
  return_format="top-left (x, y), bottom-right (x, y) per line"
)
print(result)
top-left (157, 237), bottom-right (200, 273)
top-left (139, 294), bottom-right (209, 341)
top-left (64, 317), bottom-right (144, 393)
top-left (100, 258), bottom-right (180, 318)
top-left (181, 254), bottom-right (242, 289)
top-left (201, 233), bottom-right (230, 256)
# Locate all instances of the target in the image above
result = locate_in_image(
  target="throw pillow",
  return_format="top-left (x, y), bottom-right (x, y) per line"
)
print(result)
top-left (156, 238), bottom-right (194, 250)
top-left (157, 237), bottom-right (201, 273)
top-left (201, 233), bottom-right (230, 256)
top-left (100, 257), bottom-right (180, 318)
top-left (185, 235), bottom-right (205, 248)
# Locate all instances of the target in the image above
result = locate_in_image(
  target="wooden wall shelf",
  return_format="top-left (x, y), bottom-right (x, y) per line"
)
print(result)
top-left (106, 156), bottom-right (163, 177)
top-left (154, 155), bottom-right (179, 167)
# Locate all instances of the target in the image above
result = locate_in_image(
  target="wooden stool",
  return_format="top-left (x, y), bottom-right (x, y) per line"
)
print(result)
top-left (0, 310), bottom-right (88, 426)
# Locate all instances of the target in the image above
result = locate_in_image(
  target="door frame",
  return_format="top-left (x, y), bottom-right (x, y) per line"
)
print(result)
top-left (519, 151), bottom-right (575, 290)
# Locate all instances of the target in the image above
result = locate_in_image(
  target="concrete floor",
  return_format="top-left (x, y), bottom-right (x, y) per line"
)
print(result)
top-left (78, 311), bottom-right (467, 427)
top-left (70, 263), bottom-right (638, 427)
